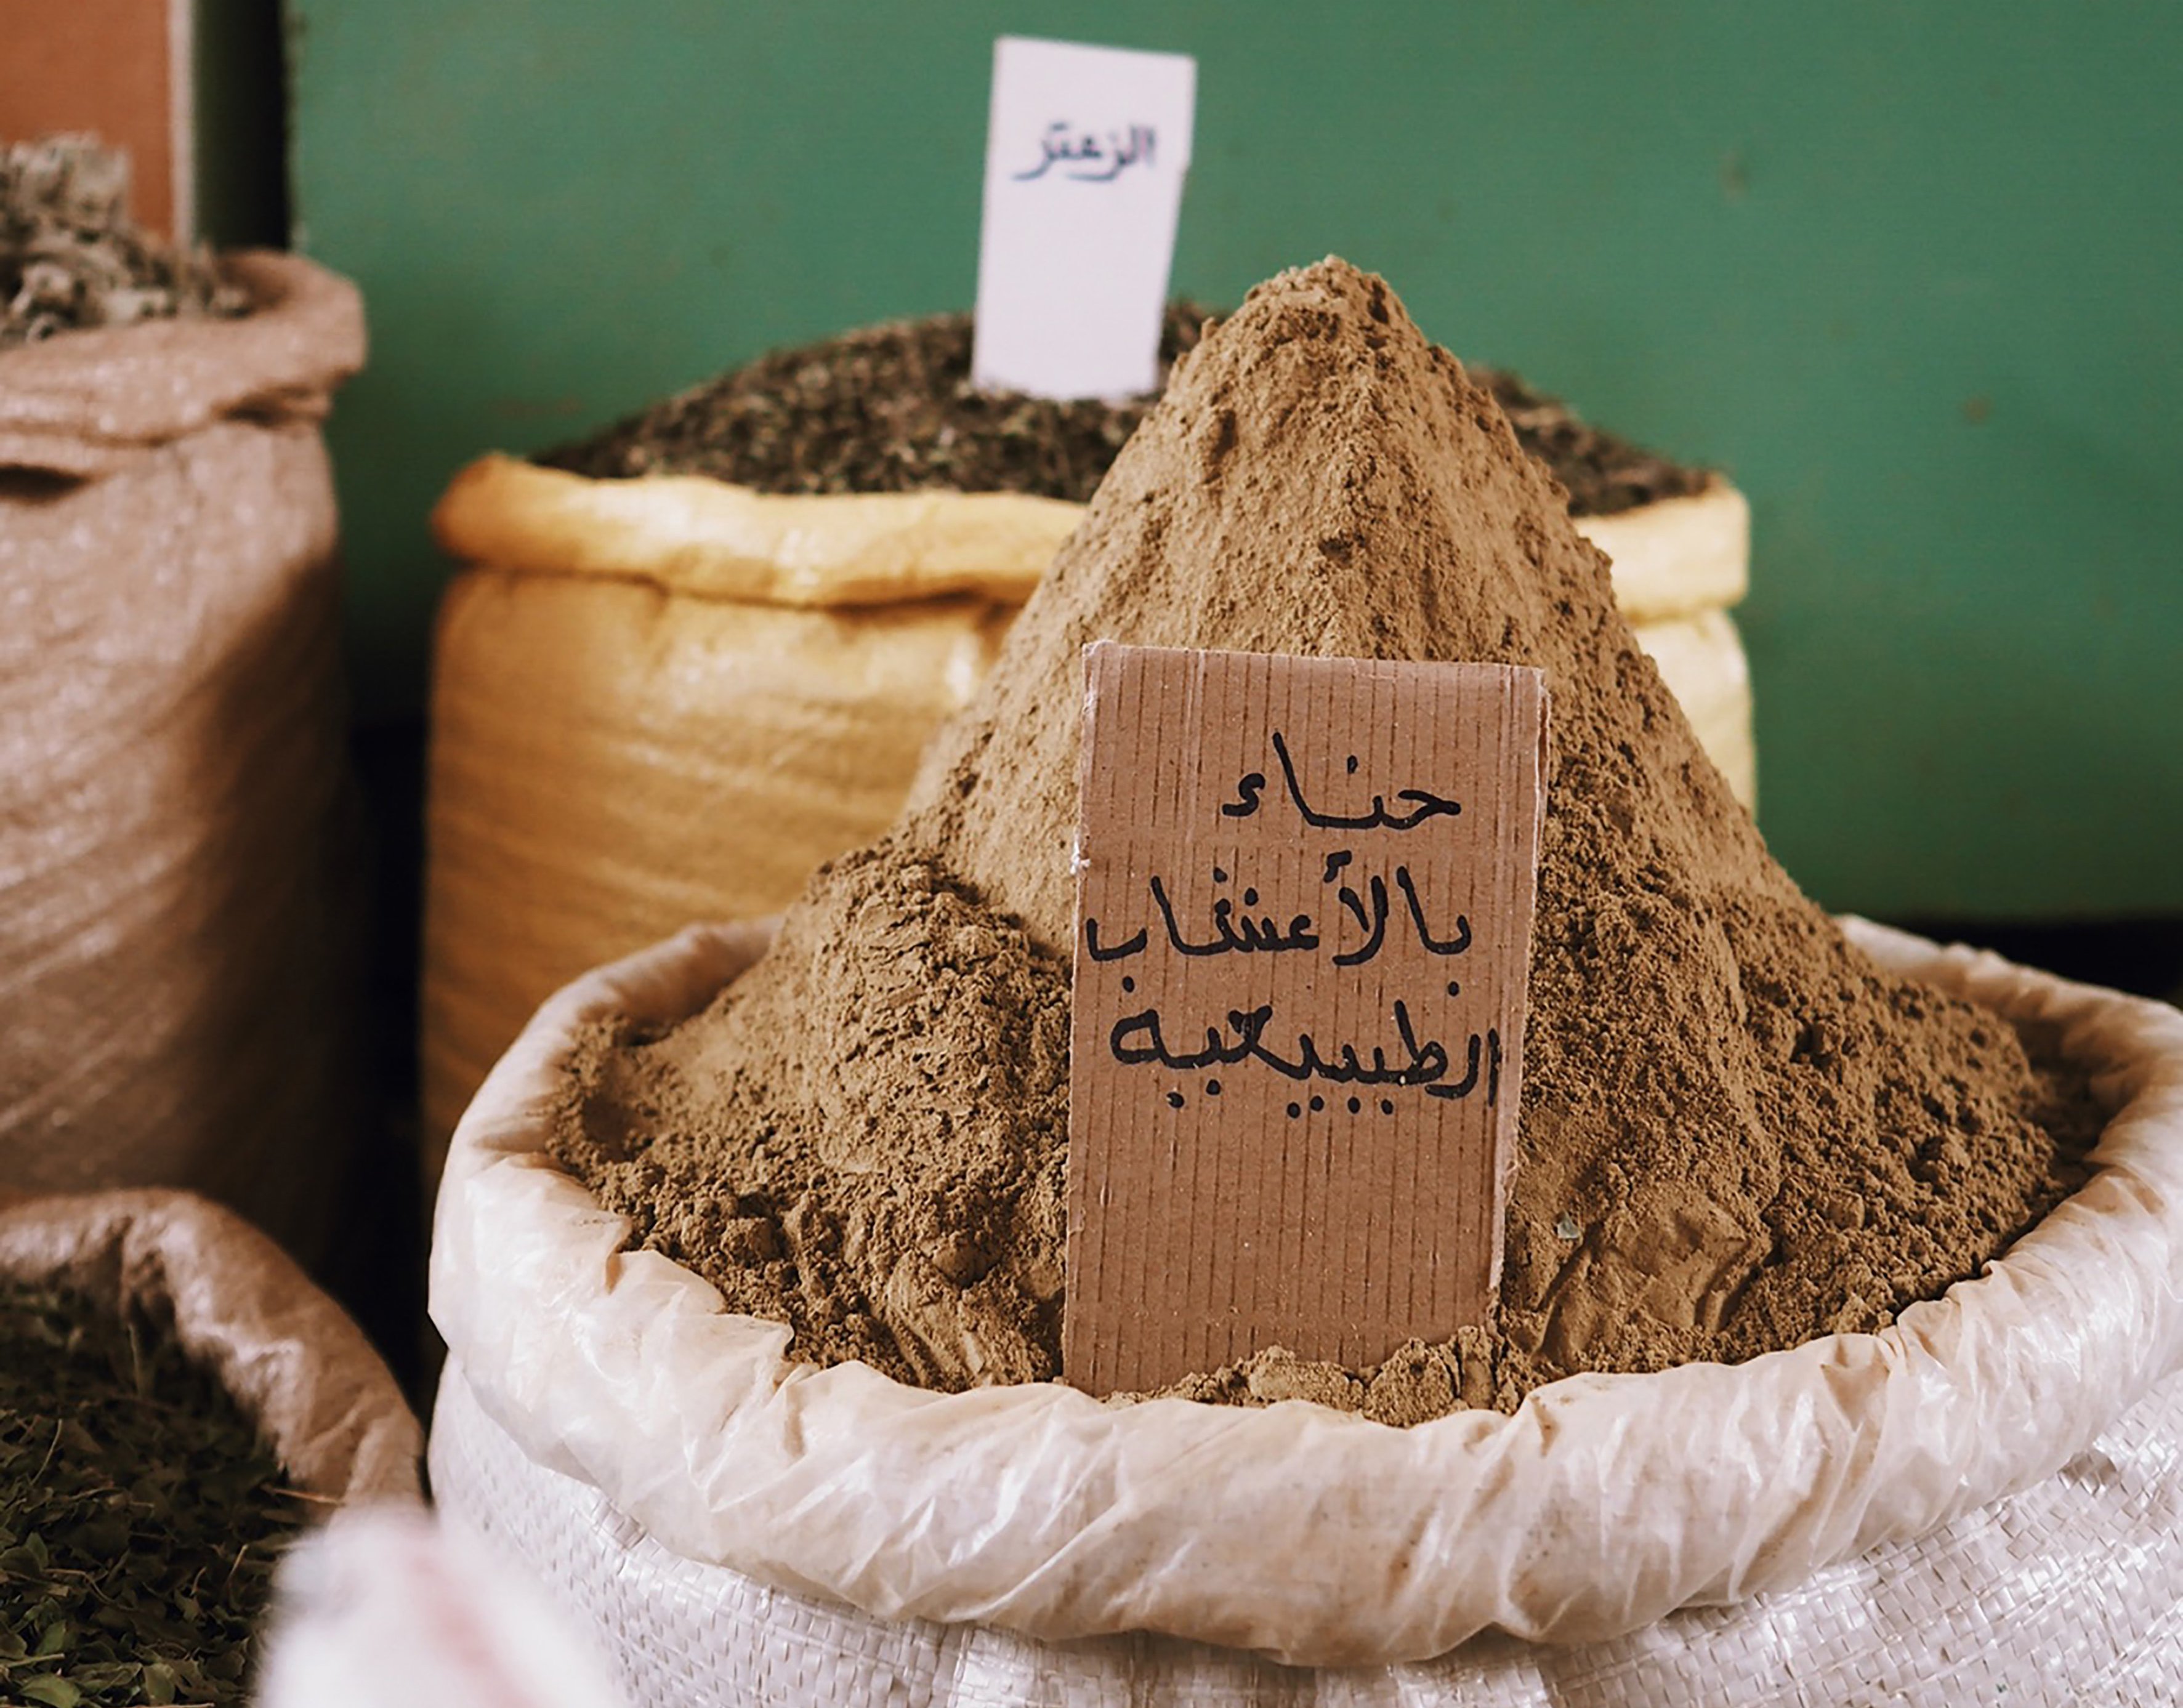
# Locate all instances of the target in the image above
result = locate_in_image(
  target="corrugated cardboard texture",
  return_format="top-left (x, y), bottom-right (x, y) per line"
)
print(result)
top-left (1065, 644), bottom-right (1547, 1395)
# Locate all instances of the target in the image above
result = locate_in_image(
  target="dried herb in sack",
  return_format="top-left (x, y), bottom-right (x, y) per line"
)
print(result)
top-left (1, 135), bottom-right (247, 349)
top-left (538, 305), bottom-right (1714, 520)
top-left (537, 305), bottom-right (1218, 501)
top-left (0, 1285), bottom-right (304, 1707)
top-left (1474, 368), bottom-right (1712, 518)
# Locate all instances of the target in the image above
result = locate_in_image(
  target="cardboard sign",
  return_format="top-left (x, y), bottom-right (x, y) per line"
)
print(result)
top-left (970, 35), bottom-right (1196, 400)
top-left (1063, 644), bottom-right (1549, 1396)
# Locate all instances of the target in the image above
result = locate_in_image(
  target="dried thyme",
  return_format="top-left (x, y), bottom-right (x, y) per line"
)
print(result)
top-left (538, 305), bottom-right (1712, 518)
top-left (537, 304), bottom-right (1218, 502)
top-left (0, 1284), bottom-right (305, 1707)
top-left (1474, 367), bottom-right (1713, 517)
top-left (2, 135), bottom-right (248, 350)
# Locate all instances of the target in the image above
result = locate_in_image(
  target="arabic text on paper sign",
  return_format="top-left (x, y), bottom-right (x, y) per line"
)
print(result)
top-left (1012, 121), bottom-right (1158, 183)
top-left (971, 36), bottom-right (1196, 400)
top-left (1063, 643), bottom-right (1549, 1397)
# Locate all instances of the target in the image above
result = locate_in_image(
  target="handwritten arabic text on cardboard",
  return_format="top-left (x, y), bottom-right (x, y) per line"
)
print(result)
top-left (1064, 643), bottom-right (1549, 1396)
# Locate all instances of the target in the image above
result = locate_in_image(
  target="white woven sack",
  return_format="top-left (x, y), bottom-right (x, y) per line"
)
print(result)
top-left (430, 1354), bottom-right (2183, 1706)
top-left (429, 918), bottom-right (2183, 1672)
top-left (259, 1509), bottom-right (631, 1708)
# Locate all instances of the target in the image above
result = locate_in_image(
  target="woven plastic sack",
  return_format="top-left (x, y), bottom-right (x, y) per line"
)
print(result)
top-left (0, 252), bottom-right (366, 1262)
top-left (1634, 606), bottom-right (1753, 809)
top-left (429, 1358), bottom-right (2183, 1705)
top-left (1575, 481), bottom-right (1748, 624)
top-left (0, 1185), bottom-right (421, 1505)
top-left (429, 916), bottom-right (2183, 1677)
top-left (419, 542), bottom-right (1015, 1163)
top-left (420, 461), bottom-right (1752, 1166)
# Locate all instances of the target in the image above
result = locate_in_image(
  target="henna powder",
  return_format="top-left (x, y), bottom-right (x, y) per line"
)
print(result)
top-left (551, 259), bottom-right (2094, 1421)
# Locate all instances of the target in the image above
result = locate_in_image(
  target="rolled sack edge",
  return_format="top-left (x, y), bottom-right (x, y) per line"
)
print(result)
top-left (0, 1187), bottom-right (422, 1510)
top-left (427, 917), bottom-right (2183, 1664)
top-left (0, 251), bottom-right (367, 476)
top-left (429, 453), bottom-right (1748, 625)
top-left (429, 454), bottom-right (1082, 609)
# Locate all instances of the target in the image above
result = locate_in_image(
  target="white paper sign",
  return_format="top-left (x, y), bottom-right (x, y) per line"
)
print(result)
top-left (971, 35), bottom-right (1197, 400)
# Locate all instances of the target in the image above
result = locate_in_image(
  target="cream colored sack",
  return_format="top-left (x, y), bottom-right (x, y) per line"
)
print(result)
top-left (0, 1186), bottom-right (421, 1505)
top-left (429, 917), bottom-right (2183, 1674)
top-left (422, 462), bottom-right (1753, 1159)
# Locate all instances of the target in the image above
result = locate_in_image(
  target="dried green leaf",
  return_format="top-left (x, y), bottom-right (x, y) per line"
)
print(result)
top-left (20, 1673), bottom-right (85, 1707)
top-left (0, 1284), bottom-right (304, 1708)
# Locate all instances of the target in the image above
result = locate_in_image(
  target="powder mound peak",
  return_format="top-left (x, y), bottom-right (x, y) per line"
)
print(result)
top-left (908, 254), bottom-right (1636, 956)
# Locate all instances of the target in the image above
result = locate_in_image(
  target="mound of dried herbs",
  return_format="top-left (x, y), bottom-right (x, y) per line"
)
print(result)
top-left (537, 304), bottom-right (1218, 501)
top-left (536, 304), bottom-right (1713, 518)
top-left (0, 1284), bottom-right (305, 1708)
top-left (1474, 367), bottom-right (1712, 518)
top-left (2, 135), bottom-right (248, 350)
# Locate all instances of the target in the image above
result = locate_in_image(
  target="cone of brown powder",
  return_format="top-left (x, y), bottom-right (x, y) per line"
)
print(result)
top-left (553, 259), bottom-right (2091, 1420)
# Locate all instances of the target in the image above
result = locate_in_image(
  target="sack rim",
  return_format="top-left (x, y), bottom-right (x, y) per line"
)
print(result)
top-left (430, 916), bottom-right (2183, 1664)
top-left (0, 251), bottom-right (366, 475)
top-left (429, 452), bottom-right (1745, 624)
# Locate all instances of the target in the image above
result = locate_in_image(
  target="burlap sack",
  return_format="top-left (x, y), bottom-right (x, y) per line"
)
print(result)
top-left (427, 917), bottom-right (2183, 1686)
top-left (0, 1186), bottom-right (420, 1505)
top-left (421, 461), bottom-right (1753, 1165)
top-left (0, 252), bottom-right (365, 1262)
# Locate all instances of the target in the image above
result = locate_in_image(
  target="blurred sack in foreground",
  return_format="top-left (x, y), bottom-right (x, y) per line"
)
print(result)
top-left (0, 252), bottom-right (366, 1262)
top-left (259, 1509), bottom-right (627, 1708)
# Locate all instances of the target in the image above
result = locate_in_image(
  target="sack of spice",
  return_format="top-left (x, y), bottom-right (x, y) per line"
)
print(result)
top-left (427, 262), bottom-right (2183, 1701)
top-left (0, 136), bottom-right (367, 1265)
top-left (419, 312), bottom-right (1751, 1169)
top-left (0, 1186), bottom-right (421, 1707)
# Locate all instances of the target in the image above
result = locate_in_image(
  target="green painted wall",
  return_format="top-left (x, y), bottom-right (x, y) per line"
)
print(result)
top-left (289, 1), bottom-right (2183, 919)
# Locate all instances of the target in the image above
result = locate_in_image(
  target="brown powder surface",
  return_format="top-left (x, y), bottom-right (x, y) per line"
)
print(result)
top-left (551, 259), bottom-right (2094, 1420)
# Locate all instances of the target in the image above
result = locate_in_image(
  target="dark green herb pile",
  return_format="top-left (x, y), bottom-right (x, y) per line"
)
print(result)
top-left (0, 1284), bottom-right (304, 1708)
top-left (2, 135), bottom-right (248, 350)
top-left (538, 304), bottom-right (1217, 502)
top-left (1474, 368), bottom-right (1713, 518)
top-left (538, 304), bottom-right (1713, 517)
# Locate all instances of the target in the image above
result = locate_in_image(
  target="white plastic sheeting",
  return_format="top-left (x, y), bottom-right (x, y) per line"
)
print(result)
top-left (429, 917), bottom-right (2183, 1670)
top-left (431, 1356), bottom-right (2183, 1704)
